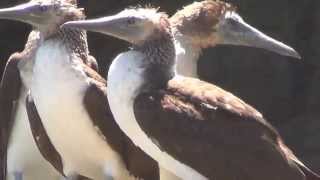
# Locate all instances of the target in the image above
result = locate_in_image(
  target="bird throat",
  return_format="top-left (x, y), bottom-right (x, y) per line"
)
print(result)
top-left (134, 30), bottom-right (176, 91)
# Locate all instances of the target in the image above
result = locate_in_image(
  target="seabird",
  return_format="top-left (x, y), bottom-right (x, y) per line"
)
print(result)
top-left (0, 30), bottom-right (63, 180)
top-left (0, 1), bottom-right (97, 180)
top-left (63, 7), bottom-right (320, 180)
top-left (0, 0), bottom-right (159, 180)
top-left (170, 0), bottom-right (300, 78)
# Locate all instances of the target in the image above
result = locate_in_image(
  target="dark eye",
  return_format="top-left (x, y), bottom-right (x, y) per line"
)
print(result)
top-left (227, 18), bottom-right (238, 26)
top-left (127, 18), bottom-right (136, 25)
top-left (39, 5), bottom-right (49, 12)
top-left (54, 4), bottom-right (59, 10)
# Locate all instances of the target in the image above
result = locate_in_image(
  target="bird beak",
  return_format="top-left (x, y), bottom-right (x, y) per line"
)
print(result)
top-left (62, 15), bottom-right (127, 38)
top-left (0, 2), bottom-right (44, 27)
top-left (217, 12), bottom-right (301, 59)
top-left (62, 17), bottom-right (110, 33)
top-left (62, 15), bottom-right (148, 44)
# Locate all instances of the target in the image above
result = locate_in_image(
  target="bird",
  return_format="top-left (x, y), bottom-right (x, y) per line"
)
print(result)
top-left (169, 0), bottom-right (300, 78)
top-left (62, 6), bottom-right (320, 180)
top-left (0, 0), bottom-right (159, 180)
top-left (0, 29), bottom-right (63, 180)
top-left (0, 1), bottom-right (96, 180)
top-left (0, 1), bottom-right (101, 179)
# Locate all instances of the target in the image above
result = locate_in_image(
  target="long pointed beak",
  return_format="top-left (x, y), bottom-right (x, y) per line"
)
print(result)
top-left (62, 15), bottom-right (138, 43)
top-left (0, 2), bottom-right (39, 24)
top-left (62, 16), bottom-right (115, 34)
top-left (218, 12), bottom-right (301, 59)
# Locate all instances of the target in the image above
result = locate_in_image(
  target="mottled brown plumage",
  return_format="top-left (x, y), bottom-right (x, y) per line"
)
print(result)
top-left (170, 0), bottom-right (235, 48)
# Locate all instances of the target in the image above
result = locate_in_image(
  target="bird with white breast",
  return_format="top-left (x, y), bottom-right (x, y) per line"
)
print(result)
top-left (63, 5), bottom-right (320, 180)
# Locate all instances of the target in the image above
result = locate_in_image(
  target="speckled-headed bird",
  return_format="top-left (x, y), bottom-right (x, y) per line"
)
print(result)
top-left (0, 0), bottom-right (159, 180)
top-left (63, 6), bottom-right (320, 180)
top-left (170, 0), bottom-right (300, 78)
top-left (0, 1), bottom-right (97, 180)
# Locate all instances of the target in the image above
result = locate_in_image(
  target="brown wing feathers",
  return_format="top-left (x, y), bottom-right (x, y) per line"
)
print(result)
top-left (25, 93), bottom-right (66, 176)
top-left (134, 77), bottom-right (318, 180)
top-left (0, 55), bottom-right (22, 180)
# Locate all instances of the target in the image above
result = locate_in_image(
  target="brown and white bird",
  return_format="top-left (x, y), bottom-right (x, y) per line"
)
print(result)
top-left (63, 6), bottom-right (320, 180)
top-left (0, 0), bottom-right (159, 180)
top-left (0, 1), bottom-right (100, 179)
top-left (0, 29), bottom-right (63, 180)
top-left (170, 0), bottom-right (300, 78)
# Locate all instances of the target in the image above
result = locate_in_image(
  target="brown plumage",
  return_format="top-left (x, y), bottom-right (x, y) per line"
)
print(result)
top-left (103, 7), bottom-right (319, 180)
top-left (170, 0), bottom-right (235, 48)
top-left (134, 77), bottom-right (320, 180)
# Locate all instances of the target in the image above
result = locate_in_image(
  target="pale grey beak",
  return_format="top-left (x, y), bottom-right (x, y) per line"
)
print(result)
top-left (62, 15), bottom-right (132, 40)
top-left (0, 2), bottom-right (43, 26)
top-left (62, 18), bottom-right (112, 34)
top-left (217, 12), bottom-right (301, 59)
top-left (62, 15), bottom-right (148, 44)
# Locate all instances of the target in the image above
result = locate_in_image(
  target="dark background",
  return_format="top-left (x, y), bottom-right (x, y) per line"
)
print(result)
top-left (0, 0), bottom-right (319, 173)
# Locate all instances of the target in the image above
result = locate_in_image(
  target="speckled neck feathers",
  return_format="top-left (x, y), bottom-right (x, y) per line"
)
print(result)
top-left (18, 31), bottom-right (41, 61)
top-left (16, 31), bottom-right (41, 73)
top-left (133, 25), bottom-right (176, 90)
top-left (45, 28), bottom-right (90, 64)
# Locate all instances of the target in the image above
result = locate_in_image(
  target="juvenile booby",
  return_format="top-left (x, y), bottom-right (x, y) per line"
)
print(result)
top-left (0, 1), bottom-right (97, 180)
top-left (170, 0), bottom-right (300, 77)
top-left (0, 30), bottom-right (63, 180)
top-left (63, 7), bottom-right (320, 180)
top-left (0, 0), bottom-right (159, 180)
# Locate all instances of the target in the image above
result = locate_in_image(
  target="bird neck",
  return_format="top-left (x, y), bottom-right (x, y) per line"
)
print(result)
top-left (40, 28), bottom-right (90, 64)
top-left (17, 30), bottom-right (41, 72)
top-left (133, 29), bottom-right (176, 90)
top-left (173, 33), bottom-right (201, 78)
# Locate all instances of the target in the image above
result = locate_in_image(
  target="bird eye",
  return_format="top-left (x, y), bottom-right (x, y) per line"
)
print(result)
top-left (39, 5), bottom-right (49, 12)
top-left (127, 18), bottom-right (136, 25)
top-left (228, 18), bottom-right (238, 26)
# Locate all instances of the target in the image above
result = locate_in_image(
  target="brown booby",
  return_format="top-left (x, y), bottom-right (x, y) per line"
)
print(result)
top-left (0, 0), bottom-right (159, 180)
top-left (170, 0), bottom-right (300, 78)
top-left (62, 7), bottom-right (320, 180)
top-left (0, 30), bottom-right (63, 180)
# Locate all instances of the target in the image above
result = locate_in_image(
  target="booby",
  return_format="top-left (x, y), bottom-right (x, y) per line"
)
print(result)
top-left (0, 30), bottom-right (62, 180)
top-left (170, 0), bottom-right (301, 78)
top-left (0, 0), bottom-right (159, 180)
top-left (0, 1), bottom-right (97, 180)
top-left (63, 7), bottom-right (320, 180)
